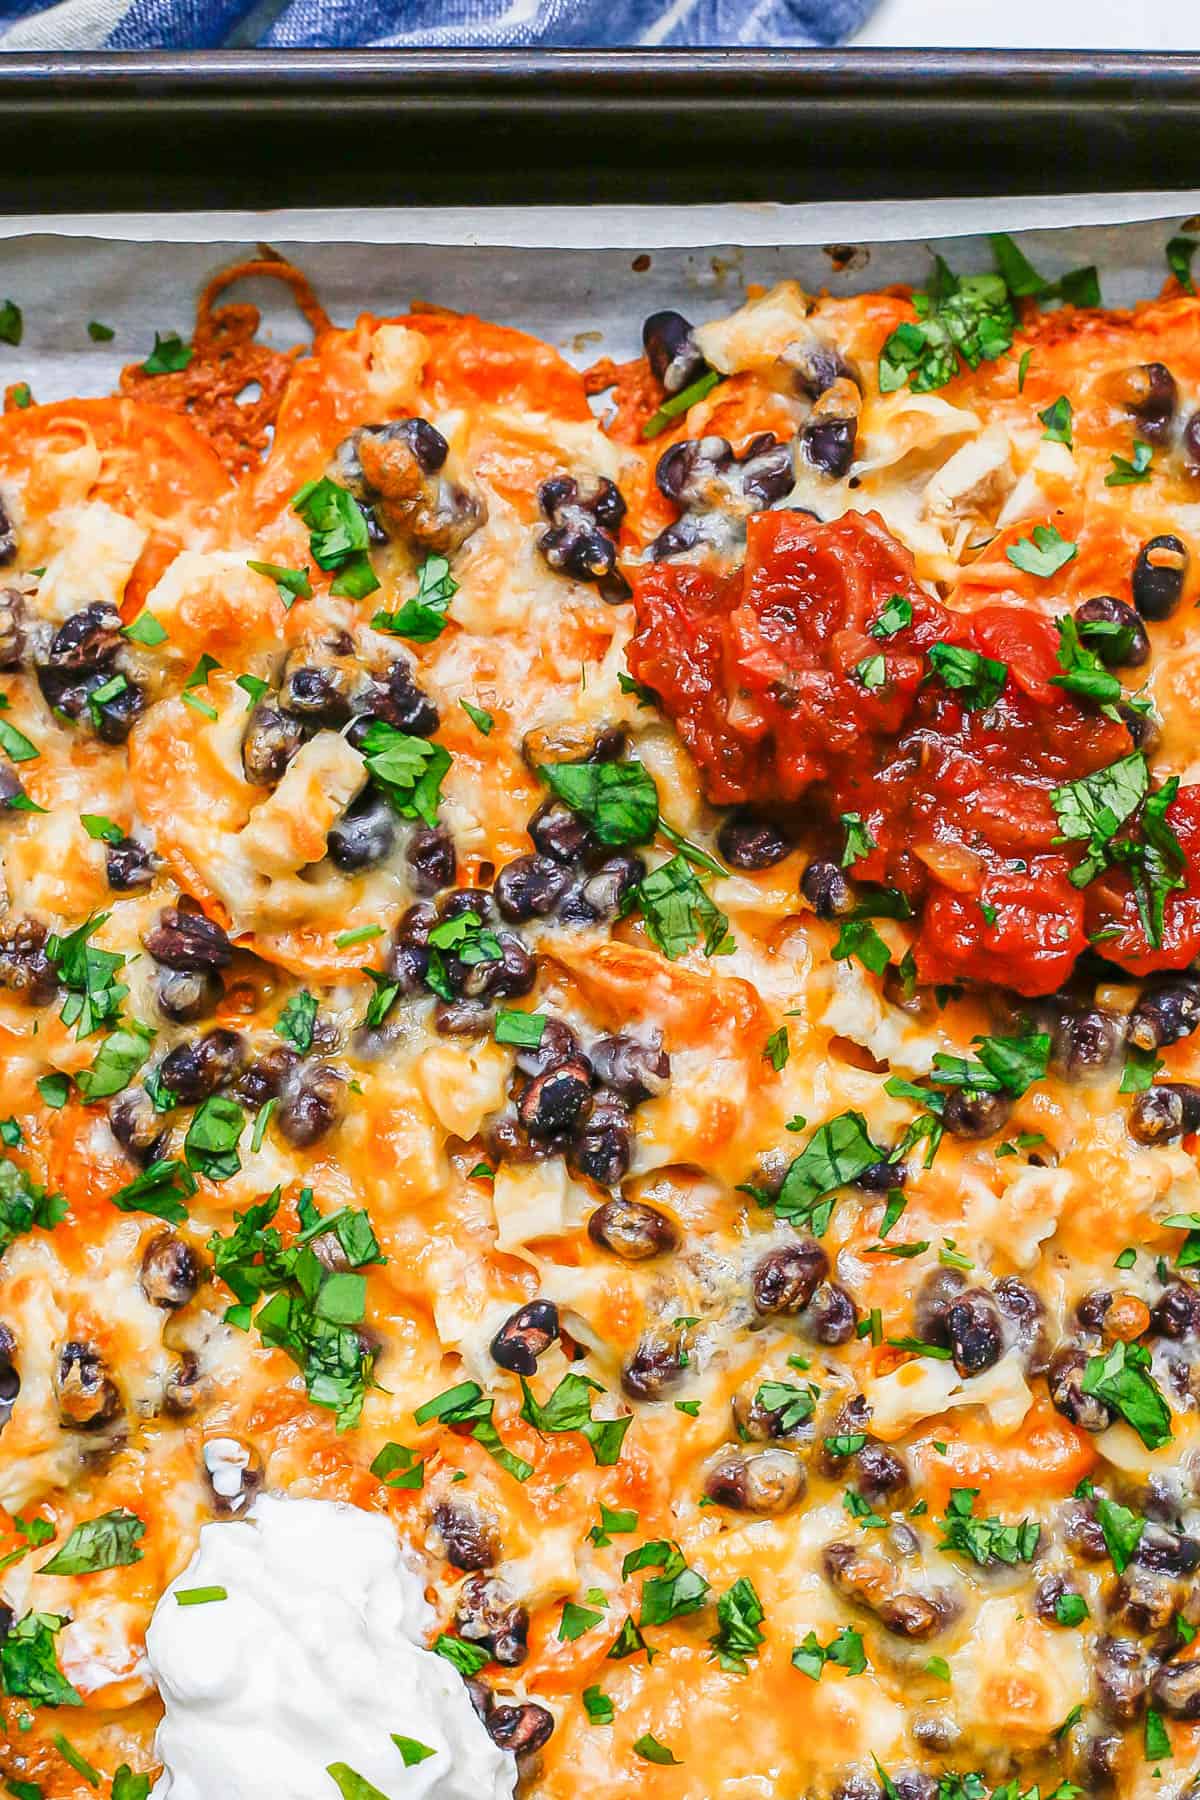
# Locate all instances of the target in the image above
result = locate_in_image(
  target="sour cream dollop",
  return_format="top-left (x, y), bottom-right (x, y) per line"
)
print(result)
top-left (145, 1495), bottom-right (516, 1800)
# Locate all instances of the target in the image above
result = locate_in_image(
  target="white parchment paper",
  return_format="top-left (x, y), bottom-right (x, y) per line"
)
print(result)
top-left (1, 196), bottom-right (1198, 407)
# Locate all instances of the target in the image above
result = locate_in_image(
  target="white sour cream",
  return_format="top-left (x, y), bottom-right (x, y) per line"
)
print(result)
top-left (145, 1495), bottom-right (516, 1800)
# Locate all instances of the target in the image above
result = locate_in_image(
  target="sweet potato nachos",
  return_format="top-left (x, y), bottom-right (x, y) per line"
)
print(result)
top-left (1, 235), bottom-right (1200, 1800)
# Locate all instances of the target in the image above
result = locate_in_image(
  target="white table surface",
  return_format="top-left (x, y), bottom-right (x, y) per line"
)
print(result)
top-left (854, 0), bottom-right (1200, 48)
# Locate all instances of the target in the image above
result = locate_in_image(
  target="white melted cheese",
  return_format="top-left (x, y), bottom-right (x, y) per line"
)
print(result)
top-left (145, 1495), bottom-right (515, 1800)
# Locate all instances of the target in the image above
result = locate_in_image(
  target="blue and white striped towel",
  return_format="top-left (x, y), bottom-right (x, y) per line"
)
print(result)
top-left (0, 0), bottom-right (876, 53)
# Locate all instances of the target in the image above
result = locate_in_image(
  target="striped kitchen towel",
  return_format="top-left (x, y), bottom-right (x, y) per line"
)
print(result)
top-left (0, 0), bottom-right (877, 51)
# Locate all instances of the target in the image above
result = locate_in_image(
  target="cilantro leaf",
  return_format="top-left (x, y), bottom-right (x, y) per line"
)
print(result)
top-left (1052, 752), bottom-right (1149, 887)
top-left (879, 259), bottom-right (1014, 394)
top-left (709, 1576), bottom-right (765, 1673)
top-left (930, 1030), bottom-right (1050, 1098)
top-left (772, 1111), bottom-right (886, 1232)
top-left (109, 1158), bottom-right (196, 1225)
top-left (1038, 395), bottom-right (1073, 447)
top-left (1095, 1492), bottom-right (1145, 1573)
top-left (1005, 523), bottom-right (1078, 579)
top-left (184, 1094), bottom-right (245, 1183)
top-left (274, 990), bottom-right (317, 1054)
top-left (832, 918), bottom-right (891, 976)
top-left (937, 1487), bottom-right (1040, 1567)
top-left (75, 1020), bottom-right (154, 1102)
top-left (141, 332), bottom-right (191, 375)
top-left (360, 721), bottom-right (451, 828)
top-left (371, 554), bottom-right (458, 642)
top-left (870, 594), bottom-right (912, 640)
top-left (0, 1158), bottom-right (67, 1261)
top-left (538, 759), bottom-right (659, 846)
top-left (928, 641), bottom-right (1007, 709)
top-left (0, 1612), bottom-right (82, 1707)
top-left (636, 853), bottom-right (732, 960)
top-left (39, 1509), bottom-right (144, 1576)
top-left (1051, 614), bottom-right (1122, 712)
top-left (633, 1734), bottom-right (681, 1766)
top-left (246, 560), bottom-right (312, 606)
top-left (1106, 440), bottom-right (1154, 487)
top-left (291, 477), bottom-right (378, 599)
top-left (1167, 233), bottom-right (1197, 294)
top-left (520, 1371), bottom-right (632, 1466)
top-left (1082, 1339), bottom-right (1173, 1450)
top-left (840, 812), bottom-right (875, 866)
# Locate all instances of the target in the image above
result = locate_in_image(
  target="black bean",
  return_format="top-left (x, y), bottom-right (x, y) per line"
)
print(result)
top-left (56, 1341), bottom-right (121, 1431)
top-left (0, 915), bottom-right (57, 1003)
top-left (490, 1299), bottom-right (559, 1375)
top-left (1132, 533), bottom-right (1189, 621)
top-left (364, 660), bottom-right (440, 739)
top-left (733, 1384), bottom-right (810, 1442)
top-left (163, 1351), bottom-right (203, 1417)
top-left (140, 1231), bottom-right (204, 1309)
top-left (279, 662), bottom-right (353, 728)
top-left (1129, 979), bottom-right (1200, 1052)
top-left (588, 1196), bottom-right (679, 1261)
top-left (739, 434), bottom-right (795, 507)
top-left (942, 1087), bottom-right (1012, 1138)
top-left (406, 826), bottom-right (456, 895)
top-left (856, 1440), bottom-right (911, 1503)
top-left (704, 1446), bottom-right (806, 1513)
top-left (432, 1502), bottom-right (498, 1572)
top-left (801, 858), bottom-right (855, 919)
top-left (486, 1704), bottom-right (554, 1756)
top-left (0, 1324), bottom-right (20, 1433)
top-left (276, 1062), bottom-right (345, 1147)
top-left (159, 1028), bottom-right (248, 1104)
top-left (1119, 698), bottom-right (1161, 755)
top-left (1082, 1733), bottom-right (1122, 1787)
top-left (1151, 1657), bottom-right (1200, 1719)
top-left (642, 310), bottom-right (707, 396)
top-left (0, 587), bottom-right (22, 666)
top-left (646, 512), bottom-right (735, 562)
top-left (588, 1031), bottom-right (670, 1103)
top-left (914, 1266), bottom-right (967, 1345)
top-left (806, 1281), bottom-right (859, 1344)
top-left (1094, 1635), bottom-right (1148, 1723)
top-left (785, 339), bottom-right (858, 401)
top-left (879, 1593), bottom-right (945, 1640)
top-left (517, 1060), bottom-right (592, 1140)
top-left (462, 932), bottom-right (536, 1002)
top-left (108, 1088), bottom-right (167, 1164)
top-left (105, 837), bottom-right (156, 891)
top-left (93, 673), bottom-right (146, 745)
top-left (570, 1093), bottom-right (632, 1187)
top-left (716, 811), bottom-right (791, 871)
top-left (528, 796), bottom-right (596, 866)
top-left (537, 475), bottom-right (629, 603)
top-left (1076, 1287), bottom-right (1113, 1332)
top-left (346, 417), bottom-right (448, 483)
top-left (995, 1276), bottom-right (1049, 1372)
top-left (855, 1158), bottom-right (906, 1194)
top-left (1116, 361), bottom-right (1178, 443)
top-left (454, 1574), bottom-right (529, 1667)
top-left (202, 1435), bottom-right (263, 1516)
top-left (752, 1240), bottom-right (828, 1315)
top-left (242, 704), bottom-right (305, 786)
top-left (802, 410), bottom-right (857, 480)
top-left (567, 852), bottom-right (645, 924)
top-left (946, 1288), bottom-right (1004, 1376)
top-left (1074, 595), bottom-right (1150, 669)
top-left (144, 906), bottom-right (233, 973)
top-left (514, 1017), bottom-right (581, 1078)
top-left (327, 790), bottom-right (396, 872)
top-left (1185, 410), bottom-right (1200, 479)
top-left (1130, 1081), bottom-right (1200, 1144)
top-left (1035, 1573), bottom-right (1074, 1624)
top-left (47, 602), bottom-right (121, 671)
top-left (1051, 1006), bottom-right (1126, 1077)
top-left (1108, 1563), bottom-right (1178, 1633)
top-left (1048, 1344), bottom-right (1115, 1433)
top-left (438, 884), bottom-right (498, 922)
top-left (656, 436), bottom-right (733, 509)
top-left (156, 967), bottom-right (224, 1023)
top-left (1134, 1522), bottom-right (1200, 1575)
top-left (0, 763), bottom-right (25, 815)
top-left (1151, 1282), bottom-right (1200, 1339)
top-left (494, 853), bottom-right (572, 922)
top-left (621, 1330), bottom-right (686, 1400)
top-left (1062, 1497), bottom-right (1110, 1561)
top-left (0, 497), bottom-right (15, 567)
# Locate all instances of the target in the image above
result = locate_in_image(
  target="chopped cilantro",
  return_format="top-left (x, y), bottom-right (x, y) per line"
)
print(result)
top-left (870, 594), bottom-right (913, 639)
top-left (582, 1686), bottom-right (614, 1723)
top-left (1005, 522), bottom-right (1078, 579)
top-left (520, 1371), bottom-right (631, 1466)
top-left (246, 560), bottom-right (312, 606)
top-left (1082, 1339), bottom-right (1172, 1450)
top-left (709, 1576), bottom-right (765, 1673)
top-left (559, 1602), bottom-right (605, 1642)
top-left (1038, 395), bottom-right (1073, 446)
top-left (641, 367), bottom-right (723, 440)
top-left (0, 1612), bottom-right (81, 1707)
top-left (538, 758), bottom-right (658, 845)
top-left (460, 699), bottom-right (493, 735)
top-left (291, 476), bottom-right (378, 599)
top-left (635, 854), bottom-right (733, 960)
top-left (928, 641), bottom-right (1007, 710)
top-left (1106, 440), bottom-right (1154, 487)
top-left (840, 812), bottom-right (876, 866)
top-left (879, 256), bottom-right (1014, 394)
top-left (494, 1009), bottom-right (546, 1049)
top-left (763, 1026), bottom-right (789, 1070)
top-left (361, 722), bottom-right (451, 827)
top-left (632, 1734), bottom-right (681, 1766)
top-left (937, 1487), bottom-right (1040, 1567)
top-left (39, 1509), bottom-right (144, 1576)
top-left (274, 990), bottom-right (317, 1054)
top-left (141, 331), bottom-right (191, 375)
top-left (372, 554), bottom-right (458, 641)
top-left (1167, 233), bottom-right (1197, 293)
top-left (770, 1111), bottom-right (885, 1233)
top-left (0, 1158), bottom-right (67, 1261)
top-left (831, 917), bottom-right (891, 976)
top-left (109, 1158), bottom-right (196, 1225)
